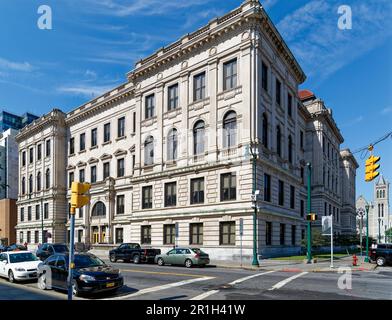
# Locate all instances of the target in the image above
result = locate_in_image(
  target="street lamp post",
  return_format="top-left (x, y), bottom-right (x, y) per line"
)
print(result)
top-left (250, 142), bottom-right (259, 267)
top-left (41, 198), bottom-right (44, 244)
top-left (378, 218), bottom-right (381, 243)
top-left (364, 204), bottom-right (370, 263)
top-left (306, 163), bottom-right (312, 263)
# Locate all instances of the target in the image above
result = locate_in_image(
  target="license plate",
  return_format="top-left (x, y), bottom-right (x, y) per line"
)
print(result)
top-left (106, 282), bottom-right (115, 288)
top-left (30, 273), bottom-right (37, 278)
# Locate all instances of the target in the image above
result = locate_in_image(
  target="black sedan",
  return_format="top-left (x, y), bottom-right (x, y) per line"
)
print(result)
top-left (37, 253), bottom-right (123, 296)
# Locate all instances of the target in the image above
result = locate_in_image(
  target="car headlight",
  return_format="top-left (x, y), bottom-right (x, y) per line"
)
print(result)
top-left (79, 274), bottom-right (96, 282)
top-left (15, 268), bottom-right (26, 272)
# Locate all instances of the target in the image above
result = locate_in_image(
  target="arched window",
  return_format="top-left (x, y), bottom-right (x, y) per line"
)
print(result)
top-left (223, 111), bottom-right (237, 148)
top-left (262, 113), bottom-right (268, 148)
top-left (383, 190), bottom-right (385, 198)
top-left (144, 136), bottom-right (154, 165)
top-left (167, 129), bottom-right (178, 161)
top-left (193, 120), bottom-right (205, 155)
top-left (381, 204), bottom-right (384, 217)
top-left (22, 177), bottom-right (26, 195)
top-left (29, 175), bottom-right (33, 194)
top-left (45, 169), bottom-right (50, 189)
top-left (92, 201), bottom-right (106, 217)
top-left (288, 135), bottom-right (293, 164)
top-left (377, 190), bottom-right (379, 198)
top-left (37, 172), bottom-right (41, 191)
top-left (276, 126), bottom-right (282, 157)
top-left (378, 204), bottom-right (381, 218)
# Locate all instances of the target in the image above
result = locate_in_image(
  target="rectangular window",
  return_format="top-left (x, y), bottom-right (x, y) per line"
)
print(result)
top-left (117, 158), bottom-right (125, 177)
top-left (22, 151), bottom-right (26, 166)
top-left (132, 154), bottom-right (136, 173)
top-left (190, 223), bottom-right (203, 245)
top-left (221, 173), bottom-right (236, 201)
top-left (141, 226), bottom-right (151, 245)
top-left (68, 172), bottom-right (74, 188)
top-left (35, 205), bottom-right (40, 220)
top-left (193, 72), bottom-right (206, 102)
top-left (300, 200), bottom-right (305, 218)
top-left (223, 59), bottom-right (237, 91)
top-left (115, 228), bottom-right (124, 244)
top-left (142, 186), bottom-right (153, 209)
top-left (145, 94), bottom-right (155, 119)
top-left (280, 223), bottom-right (285, 245)
top-left (37, 144), bottom-right (42, 160)
top-left (266, 222), bottom-right (272, 245)
top-left (264, 174), bottom-right (271, 202)
top-left (27, 231), bottom-right (31, 243)
top-left (276, 79), bottom-right (281, 106)
top-left (325, 202), bottom-right (327, 216)
top-left (118, 117), bottom-right (125, 138)
top-left (20, 232), bottom-right (23, 243)
top-left (300, 167), bottom-right (304, 185)
top-left (79, 169), bottom-right (85, 183)
top-left (79, 207), bottom-right (83, 219)
top-left (262, 61), bottom-right (268, 91)
top-left (116, 195), bottom-right (125, 214)
top-left (168, 84), bottom-right (179, 110)
top-left (46, 139), bottom-right (51, 157)
top-left (28, 206), bottom-right (32, 221)
top-left (190, 178), bottom-right (204, 204)
top-left (163, 224), bottom-right (175, 245)
top-left (220, 221), bottom-right (235, 245)
top-left (300, 131), bottom-right (304, 149)
top-left (132, 112), bottom-right (136, 134)
top-left (91, 128), bottom-right (97, 147)
top-left (290, 186), bottom-right (295, 209)
top-left (69, 138), bottom-right (75, 155)
top-left (20, 208), bottom-right (24, 222)
top-left (80, 133), bottom-right (86, 151)
top-left (44, 203), bottom-right (49, 219)
top-left (104, 123), bottom-right (111, 143)
top-left (103, 162), bottom-right (110, 179)
top-left (291, 225), bottom-right (296, 245)
top-left (90, 166), bottom-right (97, 183)
top-left (29, 147), bottom-right (34, 163)
top-left (278, 180), bottom-right (284, 206)
top-left (288, 93), bottom-right (293, 117)
top-left (34, 231), bottom-right (39, 244)
top-left (78, 230), bottom-right (83, 243)
top-left (164, 182), bottom-right (177, 207)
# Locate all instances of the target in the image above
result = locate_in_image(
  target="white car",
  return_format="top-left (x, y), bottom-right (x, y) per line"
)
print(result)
top-left (0, 251), bottom-right (41, 282)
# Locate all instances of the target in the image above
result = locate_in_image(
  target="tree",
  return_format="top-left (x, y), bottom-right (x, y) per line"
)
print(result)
top-left (386, 228), bottom-right (392, 243)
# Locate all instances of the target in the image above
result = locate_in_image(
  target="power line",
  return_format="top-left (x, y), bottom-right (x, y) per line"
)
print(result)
top-left (351, 130), bottom-right (392, 158)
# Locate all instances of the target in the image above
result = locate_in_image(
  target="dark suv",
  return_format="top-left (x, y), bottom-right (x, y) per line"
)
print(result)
top-left (36, 243), bottom-right (69, 261)
top-left (370, 244), bottom-right (392, 266)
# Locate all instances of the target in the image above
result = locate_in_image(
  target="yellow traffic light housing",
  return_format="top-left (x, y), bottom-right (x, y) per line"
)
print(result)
top-left (306, 213), bottom-right (317, 221)
top-left (365, 155), bottom-right (380, 182)
top-left (70, 182), bottom-right (91, 214)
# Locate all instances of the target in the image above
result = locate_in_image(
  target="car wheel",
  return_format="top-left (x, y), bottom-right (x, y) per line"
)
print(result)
top-left (185, 259), bottom-right (193, 268)
top-left (109, 254), bottom-right (117, 263)
top-left (72, 281), bottom-right (80, 297)
top-left (133, 255), bottom-right (140, 264)
top-left (376, 257), bottom-right (386, 267)
top-left (8, 270), bottom-right (15, 283)
top-left (157, 258), bottom-right (164, 266)
top-left (38, 274), bottom-right (48, 290)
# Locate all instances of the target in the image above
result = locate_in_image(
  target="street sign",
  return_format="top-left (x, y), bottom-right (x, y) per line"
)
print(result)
top-left (239, 218), bottom-right (244, 236)
top-left (322, 216), bottom-right (332, 235)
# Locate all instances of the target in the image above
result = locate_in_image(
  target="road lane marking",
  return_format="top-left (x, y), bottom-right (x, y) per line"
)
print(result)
top-left (119, 269), bottom-right (212, 278)
top-left (268, 272), bottom-right (308, 291)
top-left (104, 276), bottom-right (215, 300)
top-left (190, 271), bottom-right (276, 300)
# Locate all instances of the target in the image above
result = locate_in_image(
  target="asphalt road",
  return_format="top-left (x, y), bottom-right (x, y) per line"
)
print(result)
top-left (0, 262), bottom-right (391, 300)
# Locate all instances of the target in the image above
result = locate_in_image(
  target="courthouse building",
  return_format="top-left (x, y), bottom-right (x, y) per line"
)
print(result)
top-left (15, 0), bottom-right (357, 260)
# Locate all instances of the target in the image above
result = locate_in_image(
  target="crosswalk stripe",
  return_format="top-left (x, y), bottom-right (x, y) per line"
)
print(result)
top-left (268, 272), bottom-right (308, 291)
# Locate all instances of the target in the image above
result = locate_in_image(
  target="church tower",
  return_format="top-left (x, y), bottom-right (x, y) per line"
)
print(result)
top-left (372, 176), bottom-right (390, 243)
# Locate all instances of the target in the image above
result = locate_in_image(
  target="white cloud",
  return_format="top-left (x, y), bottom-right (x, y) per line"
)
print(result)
top-left (0, 57), bottom-right (34, 72)
top-left (261, 0), bottom-right (279, 9)
top-left (381, 107), bottom-right (392, 115)
top-left (57, 84), bottom-right (116, 98)
top-left (341, 115), bottom-right (364, 127)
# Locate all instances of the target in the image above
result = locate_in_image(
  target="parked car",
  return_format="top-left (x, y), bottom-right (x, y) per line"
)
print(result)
top-left (37, 253), bottom-right (123, 296)
top-left (5, 244), bottom-right (28, 252)
top-left (370, 243), bottom-right (392, 266)
top-left (36, 243), bottom-right (69, 261)
top-left (109, 243), bottom-right (161, 264)
top-left (0, 251), bottom-right (41, 282)
top-left (155, 248), bottom-right (210, 268)
top-left (0, 245), bottom-right (6, 253)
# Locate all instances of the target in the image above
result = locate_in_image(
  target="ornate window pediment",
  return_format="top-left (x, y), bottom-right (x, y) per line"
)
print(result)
top-left (66, 165), bottom-right (76, 171)
top-left (100, 153), bottom-right (113, 161)
top-left (76, 161), bottom-right (87, 167)
top-left (88, 157), bottom-right (99, 164)
top-left (114, 149), bottom-right (127, 157)
top-left (129, 145), bottom-right (136, 153)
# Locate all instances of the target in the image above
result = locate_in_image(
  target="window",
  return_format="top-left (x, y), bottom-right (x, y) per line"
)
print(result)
top-left (190, 223), bottom-right (203, 245)
top-left (191, 178), bottom-right (204, 204)
top-left (262, 113), bottom-right (268, 148)
top-left (29, 147), bottom-right (34, 163)
top-left (20, 232), bottom-right (23, 243)
top-left (168, 84), bottom-right (179, 110)
top-left (220, 222), bottom-right (235, 245)
top-left (290, 186), bottom-right (295, 209)
top-left (300, 200), bottom-right (305, 217)
top-left (223, 111), bottom-right (237, 148)
top-left (167, 129), bottom-right (178, 161)
top-left (22, 151), bottom-right (26, 166)
top-left (35, 205), bottom-right (40, 220)
top-left (80, 133), bottom-right (86, 151)
top-left (22, 177), bottom-right (26, 195)
top-left (79, 207), bottom-right (83, 219)
top-left (27, 231), bottom-right (31, 243)
top-left (116, 195), bottom-right (125, 214)
top-left (194, 72), bottom-right (206, 101)
top-left (78, 230), bottom-right (83, 242)
top-left (118, 117), bottom-right (125, 138)
top-left (37, 144), bottom-right (42, 160)
top-left (37, 172), bottom-right (41, 191)
top-left (291, 225), bottom-right (296, 245)
top-left (90, 166), bottom-right (97, 183)
top-left (46, 139), bottom-right (51, 157)
top-left (103, 162), bottom-right (110, 179)
top-left (280, 223), bottom-right (285, 245)
top-left (92, 202), bottom-right (106, 217)
top-left (275, 79), bottom-right (281, 106)
top-left (276, 126), bottom-right (282, 157)
top-left (35, 231), bottom-right (39, 244)
top-left (288, 93), bottom-right (293, 117)
top-left (223, 59), bottom-right (237, 90)
top-left (29, 175), bottom-right (33, 193)
top-left (262, 61), bottom-right (268, 91)
top-left (221, 173), bottom-right (236, 201)
top-left (145, 94), bottom-right (155, 119)
top-left (117, 158), bottom-right (125, 177)
top-left (278, 180), bottom-right (284, 206)
top-left (20, 208), bottom-right (24, 222)
top-left (264, 174), bottom-right (271, 202)
top-left (141, 226), bottom-right (151, 244)
top-left (44, 203), bottom-right (49, 219)
top-left (132, 112), bottom-right (136, 134)
top-left (28, 206), bottom-right (32, 221)
top-left (164, 224), bottom-right (175, 245)
top-left (45, 169), bottom-right (50, 189)
top-left (142, 186), bottom-right (153, 209)
top-left (324, 202), bottom-right (327, 216)
top-left (288, 135), bottom-right (293, 164)
top-left (68, 172), bottom-right (74, 188)
top-left (266, 222), bottom-right (272, 245)
top-left (193, 121), bottom-right (205, 155)
top-left (300, 131), bottom-right (304, 149)
top-left (104, 123), bottom-right (111, 143)
top-left (164, 182), bottom-right (177, 207)
top-left (91, 128), bottom-right (97, 147)
top-left (300, 167), bottom-right (304, 184)
top-left (132, 154), bottom-right (135, 173)
top-left (69, 137), bottom-right (75, 155)
top-left (79, 169), bottom-right (85, 183)
top-left (144, 136), bottom-right (154, 165)
top-left (115, 228), bottom-right (123, 244)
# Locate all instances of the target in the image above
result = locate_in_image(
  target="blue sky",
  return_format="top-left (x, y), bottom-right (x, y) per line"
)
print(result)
top-left (0, 0), bottom-right (391, 201)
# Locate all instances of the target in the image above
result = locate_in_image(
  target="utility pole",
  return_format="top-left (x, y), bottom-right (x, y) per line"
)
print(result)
top-left (364, 204), bottom-right (370, 263)
top-left (378, 218), bottom-right (381, 243)
top-left (41, 198), bottom-right (44, 243)
top-left (306, 163), bottom-right (312, 263)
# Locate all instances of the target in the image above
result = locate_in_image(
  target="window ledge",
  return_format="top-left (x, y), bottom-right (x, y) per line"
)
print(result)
top-left (102, 141), bottom-right (112, 146)
top-left (78, 150), bottom-right (86, 155)
top-left (90, 145), bottom-right (98, 150)
top-left (116, 136), bottom-right (126, 142)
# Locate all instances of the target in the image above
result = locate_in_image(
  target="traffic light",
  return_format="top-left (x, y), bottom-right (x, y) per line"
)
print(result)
top-left (365, 155), bottom-right (381, 182)
top-left (70, 182), bottom-right (91, 214)
top-left (306, 213), bottom-right (317, 221)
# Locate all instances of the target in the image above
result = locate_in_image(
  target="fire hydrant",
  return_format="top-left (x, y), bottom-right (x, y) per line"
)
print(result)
top-left (352, 254), bottom-right (358, 266)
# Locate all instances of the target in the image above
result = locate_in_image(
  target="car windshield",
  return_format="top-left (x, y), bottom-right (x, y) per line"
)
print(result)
top-left (72, 255), bottom-right (106, 269)
top-left (53, 245), bottom-right (68, 253)
top-left (9, 252), bottom-right (38, 263)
